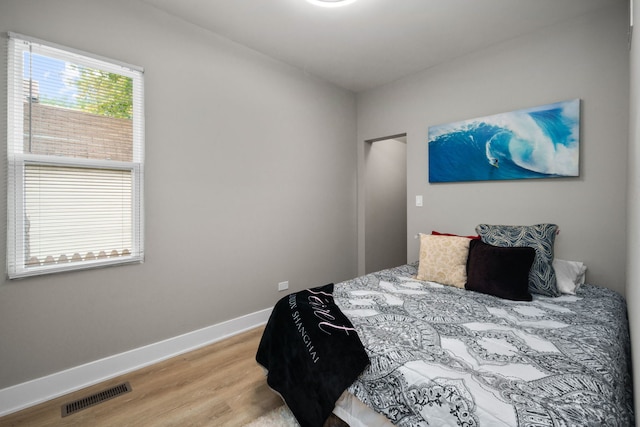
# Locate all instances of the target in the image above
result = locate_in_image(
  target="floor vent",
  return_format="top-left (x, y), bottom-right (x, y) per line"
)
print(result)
top-left (61, 382), bottom-right (132, 417)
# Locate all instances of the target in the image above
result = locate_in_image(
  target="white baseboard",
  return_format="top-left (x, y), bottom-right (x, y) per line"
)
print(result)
top-left (0, 307), bottom-right (272, 417)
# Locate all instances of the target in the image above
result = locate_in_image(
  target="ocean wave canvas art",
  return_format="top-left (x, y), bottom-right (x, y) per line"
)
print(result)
top-left (428, 99), bottom-right (580, 182)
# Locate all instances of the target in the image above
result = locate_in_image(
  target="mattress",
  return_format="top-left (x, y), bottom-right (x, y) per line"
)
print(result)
top-left (332, 263), bottom-right (634, 426)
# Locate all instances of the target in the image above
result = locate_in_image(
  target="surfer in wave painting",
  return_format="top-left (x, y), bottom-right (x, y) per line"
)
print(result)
top-left (428, 99), bottom-right (580, 182)
top-left (485, 132), bottom-right (505, 169)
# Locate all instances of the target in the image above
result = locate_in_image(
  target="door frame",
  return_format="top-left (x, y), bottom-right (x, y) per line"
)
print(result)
top-left (358, 133), bottom-right (407, 275)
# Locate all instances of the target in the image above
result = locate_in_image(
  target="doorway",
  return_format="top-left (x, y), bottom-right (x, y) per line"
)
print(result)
top-left (364, 134), bottom-right (407, 274)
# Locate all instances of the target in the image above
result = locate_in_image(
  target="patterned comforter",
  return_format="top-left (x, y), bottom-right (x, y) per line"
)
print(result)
top-left (333, 264), bottom-right (634, 426)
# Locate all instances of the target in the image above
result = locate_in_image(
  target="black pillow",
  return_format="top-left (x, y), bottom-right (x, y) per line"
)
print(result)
top-left (466, 239), bottom-right (535, 301)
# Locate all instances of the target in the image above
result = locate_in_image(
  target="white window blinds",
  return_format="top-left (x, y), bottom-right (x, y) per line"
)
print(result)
top-left (7, 33), bottom-right (144, 278)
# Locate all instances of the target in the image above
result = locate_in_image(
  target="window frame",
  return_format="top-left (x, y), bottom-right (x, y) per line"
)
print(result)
top-left (7, 32), bottom-right (145, 279)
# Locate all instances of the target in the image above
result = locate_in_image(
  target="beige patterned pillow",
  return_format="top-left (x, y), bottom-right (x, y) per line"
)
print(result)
top-left (416, 234), bottom-right (471, 288)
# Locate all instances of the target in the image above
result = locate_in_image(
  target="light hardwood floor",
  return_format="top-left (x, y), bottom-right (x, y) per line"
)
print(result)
top-left (0, 327), bottom-right (283, 426)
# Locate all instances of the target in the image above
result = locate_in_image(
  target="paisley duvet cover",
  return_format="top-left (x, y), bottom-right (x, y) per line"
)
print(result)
top-left (333, 264), bottom-right (634, 426)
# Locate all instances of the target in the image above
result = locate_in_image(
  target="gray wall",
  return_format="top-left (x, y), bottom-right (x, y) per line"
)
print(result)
top-left (626, 0), bottom-right (639, 417)
top-left (357, 1), bottom-right (630, 296)
top-left (0, 0), bottom-right (357, 389)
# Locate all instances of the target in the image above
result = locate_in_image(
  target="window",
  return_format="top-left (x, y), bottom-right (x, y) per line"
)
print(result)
top-left (7, 33), bottom-right (144, 278)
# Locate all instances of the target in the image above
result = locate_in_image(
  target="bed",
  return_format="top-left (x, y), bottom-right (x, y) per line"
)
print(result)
top-left (256, 224), bottom-right (634, 427)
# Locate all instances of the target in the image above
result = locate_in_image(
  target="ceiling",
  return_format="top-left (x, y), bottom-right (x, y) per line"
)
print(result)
top-left (141, 0), bottom-right (621, 92)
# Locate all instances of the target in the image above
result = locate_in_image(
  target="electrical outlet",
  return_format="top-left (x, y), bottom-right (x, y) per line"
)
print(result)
top-left (278, 281), bottom-right (289, 291)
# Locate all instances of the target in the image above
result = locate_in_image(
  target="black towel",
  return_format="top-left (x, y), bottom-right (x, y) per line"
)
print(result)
top-left (256, 283), bottom-right (369, 427)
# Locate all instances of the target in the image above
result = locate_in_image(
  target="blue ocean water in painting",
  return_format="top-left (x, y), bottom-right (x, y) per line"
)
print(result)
top-left (428, 99), bottom-right (580, 182)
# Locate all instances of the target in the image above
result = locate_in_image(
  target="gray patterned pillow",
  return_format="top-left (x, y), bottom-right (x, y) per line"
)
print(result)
top-left (475, 223), bottom-right (559, 297)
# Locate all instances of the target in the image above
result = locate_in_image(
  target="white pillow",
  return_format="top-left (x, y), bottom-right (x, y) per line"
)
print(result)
top-left (553, 259), bottom-right (587, 295)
